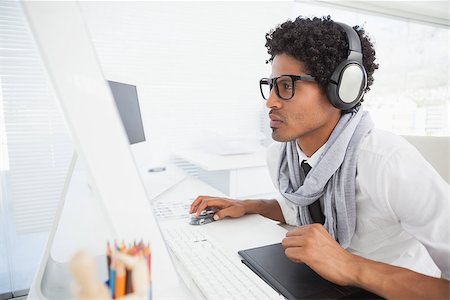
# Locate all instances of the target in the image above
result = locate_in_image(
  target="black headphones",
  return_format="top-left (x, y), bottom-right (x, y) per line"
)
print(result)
top-left (327, 22), bottom-right (367, 110)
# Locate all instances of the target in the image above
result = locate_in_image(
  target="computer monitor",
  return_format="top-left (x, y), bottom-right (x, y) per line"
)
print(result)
top-left (23, 2), bottom-right (179, 299)
top-left (107, 80), bottom-right (160, 171)
top-left (107, 80), bottom-right (146, 145)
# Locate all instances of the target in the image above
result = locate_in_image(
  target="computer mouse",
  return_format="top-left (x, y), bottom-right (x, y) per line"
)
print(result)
top-left (189, 208), bottom-right (216, 225)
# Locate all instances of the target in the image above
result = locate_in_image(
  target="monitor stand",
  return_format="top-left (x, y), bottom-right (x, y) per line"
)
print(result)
top-left (28, 153), bottom-right (112, 300)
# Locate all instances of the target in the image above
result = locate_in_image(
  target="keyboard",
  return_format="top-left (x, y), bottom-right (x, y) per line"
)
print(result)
top-left (161, 226), bottom-right (280, 299)
top-left (153, 199), bottom-right (193, 220)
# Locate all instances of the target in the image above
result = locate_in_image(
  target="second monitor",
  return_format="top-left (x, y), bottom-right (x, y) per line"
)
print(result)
top-left (108, 80), bottom-right (164, 172)
top-left (107, 80), bottom-right (146, 145)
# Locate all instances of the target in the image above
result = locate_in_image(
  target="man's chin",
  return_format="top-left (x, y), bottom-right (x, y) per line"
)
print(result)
top-left (271, 131), bottom-right (291, 142)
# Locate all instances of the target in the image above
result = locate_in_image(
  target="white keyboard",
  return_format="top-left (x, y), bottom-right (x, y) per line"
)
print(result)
top-left (162, 226), bottom-right (280, 300)
top-left (153, 199), bottom-right (193, 220)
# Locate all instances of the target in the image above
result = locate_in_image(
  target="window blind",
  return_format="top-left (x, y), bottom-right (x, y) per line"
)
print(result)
top-left (0, 0), bottom-right (73, 234)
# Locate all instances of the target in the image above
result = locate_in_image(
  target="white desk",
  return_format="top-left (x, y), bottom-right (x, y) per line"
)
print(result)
top-left (174, 148), bottom-right (268, 171)
top-left (174, 148), bottom-right (277, 198)
top-left (153, 175), bottom-right (288, 299)
top-left (139, 165), bottom-right (187, 199)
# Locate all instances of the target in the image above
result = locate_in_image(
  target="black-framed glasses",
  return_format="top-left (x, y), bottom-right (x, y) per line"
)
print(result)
top-left (259, 74), bottom-right (316, 100)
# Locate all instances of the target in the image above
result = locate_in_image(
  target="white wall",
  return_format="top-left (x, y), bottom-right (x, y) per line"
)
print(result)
top-left (80, 2), bottom-right (293, 154)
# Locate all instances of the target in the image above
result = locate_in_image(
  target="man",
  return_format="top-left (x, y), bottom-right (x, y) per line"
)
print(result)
top-left (190, 16), bottom-right (450, 299)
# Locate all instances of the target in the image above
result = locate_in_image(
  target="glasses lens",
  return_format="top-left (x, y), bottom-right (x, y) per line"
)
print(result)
top-left (276, 76), bottom-right (294, 100)
top-left (260, 79), bottom-right (272, 100)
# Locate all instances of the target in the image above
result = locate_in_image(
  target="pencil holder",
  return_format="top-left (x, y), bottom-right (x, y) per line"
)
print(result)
top-left (69, 241), bottom-right (152, 300)
top-left (106, 241), bottom-right (152, 300)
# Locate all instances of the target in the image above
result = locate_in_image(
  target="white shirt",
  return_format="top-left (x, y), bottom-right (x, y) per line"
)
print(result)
top-left (295, 141), bottom-right (326, 167)
top-left (267, 129), bottom-right (450, 279)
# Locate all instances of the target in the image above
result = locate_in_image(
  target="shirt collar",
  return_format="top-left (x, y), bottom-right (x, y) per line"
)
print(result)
top-left (295, 141), bottom-right (326, 168)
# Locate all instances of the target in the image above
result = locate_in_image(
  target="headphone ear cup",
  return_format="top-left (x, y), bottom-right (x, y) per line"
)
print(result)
top-left (339, 63), bottom-right (366, 103)
top-left (327, 22), bottom-right (368, 111)
top-left (327, 78), bottom-right (342, 109)
top-left (327, 61), bottom-right (350, 110)
top-left (327, 61), bottom-right (367, 110)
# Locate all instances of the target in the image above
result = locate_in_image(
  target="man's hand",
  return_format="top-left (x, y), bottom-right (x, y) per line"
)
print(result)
top-left (190, 196), bottom-right (285, 223)
top-left (282, 224), bottom-right (450, 299)
top-left (189, 195), bottom-right (246, 220)
top-left (282, 223), bottom-right (356, 286)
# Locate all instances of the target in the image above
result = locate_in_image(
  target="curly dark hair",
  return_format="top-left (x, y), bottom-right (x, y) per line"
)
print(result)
top-left (265, 15), bottom-right (378, 105)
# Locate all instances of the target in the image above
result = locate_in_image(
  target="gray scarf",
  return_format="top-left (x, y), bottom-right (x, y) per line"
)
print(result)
top-left (278, 108), bottom-right (374, 248)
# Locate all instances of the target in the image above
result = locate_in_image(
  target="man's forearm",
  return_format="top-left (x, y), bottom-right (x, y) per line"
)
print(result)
top-left (349, 254), bottom-right (450, 299)
top-left (242, 199), bottom-right (285, 223)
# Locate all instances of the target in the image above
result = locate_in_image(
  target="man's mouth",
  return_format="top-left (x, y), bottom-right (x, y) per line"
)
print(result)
top-left (269, 113), bottom-right (284, 128)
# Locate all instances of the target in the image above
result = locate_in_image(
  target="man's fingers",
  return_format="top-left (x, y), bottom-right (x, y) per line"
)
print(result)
top-left (282, 236), bottom-right (305, 249)
top-left (194, 198), bottom-right (230, 217)
top-left (190, 195), bottom-right (210, 213)
top-left (285, 247), bottom-right (304, 263)
top-left (285, 223), bottom-right (324, 237)
top-left (214, 206), bottom-right (240, 220)
top-left (190, 195), bottom-right (224, 213)
top-left (285, 226), bottom-right (306, 237)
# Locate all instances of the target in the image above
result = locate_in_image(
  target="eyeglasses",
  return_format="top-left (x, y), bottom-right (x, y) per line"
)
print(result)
top-left (259, 74), bottom-right (316, 100)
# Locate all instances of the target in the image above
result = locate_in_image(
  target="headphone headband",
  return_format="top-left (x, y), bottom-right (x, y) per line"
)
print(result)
top-left (335, 22), bottom-right (362, 54)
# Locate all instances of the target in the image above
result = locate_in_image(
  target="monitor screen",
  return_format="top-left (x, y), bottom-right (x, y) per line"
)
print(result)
top-left (108, 80), bottom-right (146, 145)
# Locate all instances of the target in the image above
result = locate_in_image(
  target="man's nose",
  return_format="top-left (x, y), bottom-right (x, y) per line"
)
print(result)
top-left (266, 89), bottom-right (282, 109)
